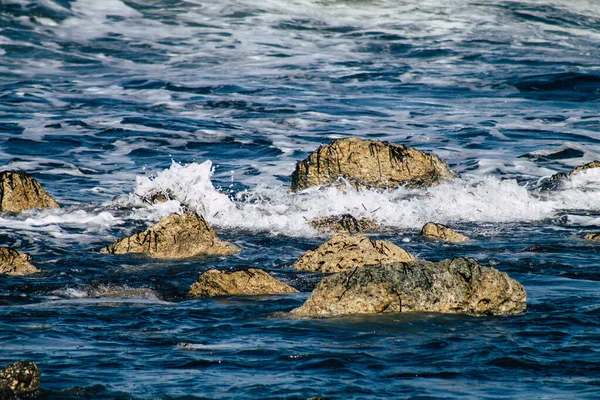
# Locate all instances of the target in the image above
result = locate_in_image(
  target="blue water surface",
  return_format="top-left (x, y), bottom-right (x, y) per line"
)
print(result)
top-left (1, 1), bottom-right (599, 399)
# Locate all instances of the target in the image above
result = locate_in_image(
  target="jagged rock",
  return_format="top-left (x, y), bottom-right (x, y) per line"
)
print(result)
top-left (189, 268), bottom-right (298, 297)
top-left (0, 361), bottom-right (41, 395)
top-left (290, 258), bottom-right (526, 318)
top-left (293, 234), bottom-right (415, 273)
top-left (0, 171), bottom-right (60, 212)
top-left (291, 138), bottom-right (458, 192)
top-left (100, 212), bottom-right (239, 259)
top-left (0, 248), bottom-right (40, 276)
top-left (542, 160), bottom-right (600, 189)
top-left (583, 232), bottom-right (600, 241)
top-left (309, 214), bottom-right (376, 234)
top-left (420, 222), bottom-right (469, 243)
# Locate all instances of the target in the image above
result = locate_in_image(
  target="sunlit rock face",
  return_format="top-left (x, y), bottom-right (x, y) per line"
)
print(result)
top-left (291, 138), bottom-right (458, 192)
top-left (291, 258), bottom-right (526, 318)
top-left (0, 170), bottom-right (60, 212)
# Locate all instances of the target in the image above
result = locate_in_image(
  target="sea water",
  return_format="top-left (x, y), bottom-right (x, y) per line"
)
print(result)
top-left (1, 0), bottom-right (599, 398)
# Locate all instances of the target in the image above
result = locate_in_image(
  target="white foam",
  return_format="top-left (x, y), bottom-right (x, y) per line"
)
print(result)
top-left (130, 160), bottom-right (600, 237)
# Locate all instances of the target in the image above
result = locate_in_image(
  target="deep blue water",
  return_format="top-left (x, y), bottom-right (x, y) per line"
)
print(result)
top-left (1, 0), bottom-right (599, 398)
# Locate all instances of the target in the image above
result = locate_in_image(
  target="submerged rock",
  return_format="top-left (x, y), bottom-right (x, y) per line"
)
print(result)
top-left (290, 137), bottom-right (458, 192)
top-left (309, 214), bottom-right (376, 234)
top-left (0, 170), bottom-right (60, 213)
top-left (542, 160), bottom-right (600, 189)
top-left (291, 258), bottom-right (526, 318)
top-left (0, 361), bottom-right (41, 395)
top-left (189, 268), bottom-right (298, 297)
top-left (583, 232), bottom-right (600, 241)
top-left (100, 212), bottom-right (239, 259)
top-left (293, 234), bottom-right (415, 273)
top-left (0, 248), bottom-right (39, 276)
top-left (420, 222), bottom-right (469, 243)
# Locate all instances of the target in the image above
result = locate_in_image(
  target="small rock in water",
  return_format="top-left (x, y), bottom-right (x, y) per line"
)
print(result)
top-left (293, 234), bottom-right (415, 273)
top-left (583, 232), bottom-right (600, 241)
top-left (290, 137), bottom-right (458, 192)
top-left (0, 361), bottom-right (41, 395)
top-left (290, 258), bottom-right (526, 318)
top-left (309, 214), bottom-right (376, 234)
top-left (0, 247), bottom-right (40, 276)
top-left (0, 170), bottom-right (60, 212)
top-left (189, 268), bottom-right (298, 297)
top-left (100, 212), bottom-right (239, 259)
top-left (420, 222), bottom-right (470, 243)
top-left (522, 244), bottom-right (557, 253)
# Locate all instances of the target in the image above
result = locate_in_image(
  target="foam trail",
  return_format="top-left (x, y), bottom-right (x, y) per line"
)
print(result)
top-left (132, 161), bottom-right (600, 237)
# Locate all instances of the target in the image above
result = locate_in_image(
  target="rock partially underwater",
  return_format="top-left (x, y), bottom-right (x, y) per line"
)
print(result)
top-left (293, 234), bottom-right (415, 273)
top-left (291, 258), bottom-right (526, 318)
top-left (309, 214), bottom-right (376, 234)
top-left (420, 222), bottom-right (470, 243)
top-left (100, 212), bottom-right (239, 259)
top-left (291, 137), bottom-right (458, 192)
top-left (541, 160), bottom-right (600, 189)
top-left (583, 232), bottom-right (600, 241)
top-left (0, 361), bottom-right (41, 398)
top-left (189, 268), bottom-right (298, 297)
top-left (0, 170), bottom-right (60, 213)
top-left (0, 247), bottom-right (39, 276)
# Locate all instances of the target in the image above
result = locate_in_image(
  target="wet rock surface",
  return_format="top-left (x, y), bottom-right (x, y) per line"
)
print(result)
top-left (189, 268), bottom-right (298, 297)
top-left (0, 247), bottom-right (40, 276)
top-left (542, 160), bottom-right (600, 189)
top-left (309, 214), bottom-right (376, 234)
top-left (100, 212), bottom-right (239, 259)
top-left (0, 171), bottom-right (60, 213)
top-left (583, 232), bottom-right (600, 240)
top-left (0, 361), bottom-right (41, 395)
top-left (293, 234), bottom-right (415, 273)
top-left (420, 222), bottom-right (470, 243)
top-left (291, 138), bottom-right (458, 192)
top-left (291, 258), bottom-right (526, 318)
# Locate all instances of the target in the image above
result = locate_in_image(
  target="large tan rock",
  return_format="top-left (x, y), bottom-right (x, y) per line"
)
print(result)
top-left (0, 171), bottom-right (60, 212)
top-left (583, 232), bottom-right (600, 241)
top-left (420, 222), bottom-right (469, 243)
top-left (0, 248), bottom-right (39, 276)
top-left (309, 214), bottom-right (376, 235)
top-left (189, 268), bottom-right (298, 297)
top-left (291, 138), bottom-right (458, 192)
top-left (0, 361), bottom-right (41, 395)
top-left (293, 234), bottom-right (415, 273)
top-left (291, 258), bottom-right (526, 318)
top-left (100, 212), bottom-right (239, 259)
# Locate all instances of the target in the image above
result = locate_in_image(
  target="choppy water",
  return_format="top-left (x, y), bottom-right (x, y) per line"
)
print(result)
top-left (1, 0), bottom-right (599, 398)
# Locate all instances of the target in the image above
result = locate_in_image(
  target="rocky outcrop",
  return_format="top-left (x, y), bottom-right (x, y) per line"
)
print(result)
top-left (0, 248), bottom-right (39, 276)
top-left (542, 160), bottom-right (600, 189)
top-left (420, 222), bottom-right (469, 243)
top-left (583, 232), bottom-right (600, 241)
top-left (0, 361), bottom-right (41, 396)
top-left (0, 171), bottom-right (60, 212)
top-left (291, 258), bottom-right (526, 318)
top-left (293, 234), bottom-right (415, 273)
top-left (100, 212), bottom-right (239, 259)
top-left (189, 268), bottom-right (298, 297)
top-left (309, 214), bottom-right (376, 235)
top-left (291, 138), bottom-right (458, 192)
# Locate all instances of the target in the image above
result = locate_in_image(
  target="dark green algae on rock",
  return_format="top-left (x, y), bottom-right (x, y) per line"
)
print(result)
top-left (291, 258), bottom-right (526, 318)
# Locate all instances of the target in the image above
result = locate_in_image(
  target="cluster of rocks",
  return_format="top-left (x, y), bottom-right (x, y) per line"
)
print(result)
top-left (2, 138), bottom-right (600, 391)
top-left (6, 137), bottom-right (600, 393)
